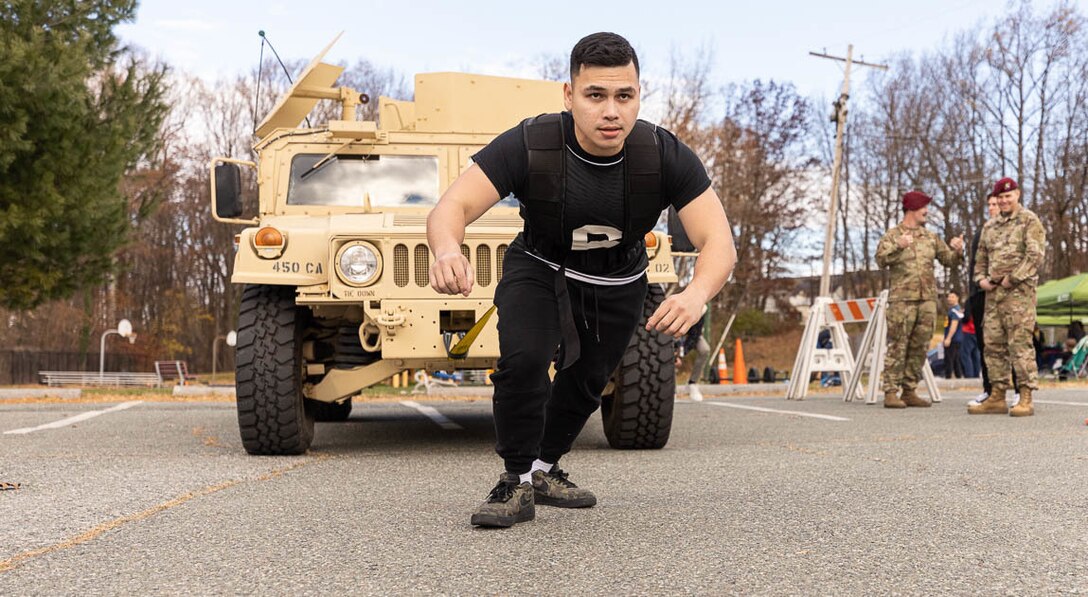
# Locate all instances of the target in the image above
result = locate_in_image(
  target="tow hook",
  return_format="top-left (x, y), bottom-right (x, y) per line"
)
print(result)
top-left (375, 308), bottom-right (405, 334)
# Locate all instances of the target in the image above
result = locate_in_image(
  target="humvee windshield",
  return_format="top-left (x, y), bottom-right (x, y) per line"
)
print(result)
top-left (287, 154), bottom-right (440, 207)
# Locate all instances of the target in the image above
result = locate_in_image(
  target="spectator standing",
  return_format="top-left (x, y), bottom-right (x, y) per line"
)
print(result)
top-left (943, 291), bottom-right (966, 379)
top-left (875, 191), bottom-right (964, 408)
top-left (960, 313), bottom-right (980, 378)
top-left (965, 192), bottom-right (1017, 405)
top-left (969, 177), bottom-right (1046, 417)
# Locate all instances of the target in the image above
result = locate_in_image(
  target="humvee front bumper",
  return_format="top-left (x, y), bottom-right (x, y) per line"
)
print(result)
top-left (367, 299), bottom-right (500, 360)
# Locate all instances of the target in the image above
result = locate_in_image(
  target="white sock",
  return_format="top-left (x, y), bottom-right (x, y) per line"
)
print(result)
top-left (530, 459), bottom-right (554, 475)
top-left (518, 472), bottom-right (533, 485)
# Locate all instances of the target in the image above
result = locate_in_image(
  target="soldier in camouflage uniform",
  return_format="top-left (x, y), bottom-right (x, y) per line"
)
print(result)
top-left (969, 177), bottom-right (1046, 417)
top-left (876, 191), bottom-right (964, 408)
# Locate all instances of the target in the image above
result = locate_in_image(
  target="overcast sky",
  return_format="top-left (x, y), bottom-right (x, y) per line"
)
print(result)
top-left (117, 0), bottom-right (1080, 101)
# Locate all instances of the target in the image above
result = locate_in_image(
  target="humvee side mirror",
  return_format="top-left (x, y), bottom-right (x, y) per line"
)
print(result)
top-left (209, 158), bottom-right (258, 225)
top-left (215, 163), bottom-right (242, 218)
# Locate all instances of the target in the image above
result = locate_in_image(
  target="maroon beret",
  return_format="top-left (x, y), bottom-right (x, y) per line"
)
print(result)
top-left (992, 177), bottom-right (1018, 196)
top-left (902, 191), bottom-right (932, 211)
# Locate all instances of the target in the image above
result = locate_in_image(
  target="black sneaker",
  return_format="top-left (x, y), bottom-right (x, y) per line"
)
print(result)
top-left (531, 468), bottom-right (597, 508)
top-left (470, 473), bottom-right (535, 528)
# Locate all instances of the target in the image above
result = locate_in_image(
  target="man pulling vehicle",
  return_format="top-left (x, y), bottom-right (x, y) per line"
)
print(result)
top-left (427, 32), bottom-right (736, 527)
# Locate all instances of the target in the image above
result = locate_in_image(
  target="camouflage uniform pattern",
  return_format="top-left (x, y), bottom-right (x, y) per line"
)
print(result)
top-left (470, 473), bottom-right (535, 527)
top-left (532, 468), bottom-right (597, 508)
top-left (881, 300), bottom-right (938, 392)
top-left (876, 223), bottom-right (962, 392)
top-left (974, 207), bottom-right (1047, 391)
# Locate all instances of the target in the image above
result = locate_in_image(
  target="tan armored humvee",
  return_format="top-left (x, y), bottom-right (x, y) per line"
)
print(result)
top-left (210, 38), bottom-right (679, 455)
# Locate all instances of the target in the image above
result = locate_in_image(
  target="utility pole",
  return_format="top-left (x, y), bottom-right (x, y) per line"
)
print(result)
top-left (810, 46), bottom-right (888, 297)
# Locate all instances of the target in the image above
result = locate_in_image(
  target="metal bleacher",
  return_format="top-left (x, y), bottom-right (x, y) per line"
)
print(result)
top-left (39, 371), bottom-right (162, 388)
top-left (38, 360), bottom-right (191, 388)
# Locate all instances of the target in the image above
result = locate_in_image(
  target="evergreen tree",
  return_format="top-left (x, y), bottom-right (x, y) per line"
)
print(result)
top-left (0, 0), bottom-right (169, 310)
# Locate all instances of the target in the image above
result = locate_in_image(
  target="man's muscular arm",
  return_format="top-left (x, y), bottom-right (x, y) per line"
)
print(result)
top-left (426, 164), bottom-right (502, 296)
top-left (645, 188), bottom-right (736, 337)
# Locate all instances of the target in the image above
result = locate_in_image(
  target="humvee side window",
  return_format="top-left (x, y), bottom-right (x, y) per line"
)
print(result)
top-left (287, 154), bottom-right (440, 207)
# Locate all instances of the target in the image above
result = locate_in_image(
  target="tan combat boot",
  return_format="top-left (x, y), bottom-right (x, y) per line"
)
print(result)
top-left (1009, 387), bottom-right (1034, 417)
top-left (884, 390), bottom-right (906, 409)
top-left (968, 385), bottom-right (1009, 415)
top-left (900, 387), bottom-right (931, 408)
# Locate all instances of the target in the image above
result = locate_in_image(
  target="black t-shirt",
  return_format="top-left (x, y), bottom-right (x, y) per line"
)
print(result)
top-left (473, 112), bottom-right (711, 278)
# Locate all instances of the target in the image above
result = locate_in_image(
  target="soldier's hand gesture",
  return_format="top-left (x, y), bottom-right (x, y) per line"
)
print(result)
top-left (949, 234), bottom-right (964, 252)
top-left (896, 233), bottom-right (913, 248)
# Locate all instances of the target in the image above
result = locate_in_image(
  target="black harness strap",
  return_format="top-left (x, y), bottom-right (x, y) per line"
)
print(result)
top-left (623, 120), bottom-right (663, 241)
top-left (524, 114), bottom-right (579, 369)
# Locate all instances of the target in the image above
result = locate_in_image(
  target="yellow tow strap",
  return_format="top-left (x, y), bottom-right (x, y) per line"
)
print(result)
top-left (447, 305), bottom-right (497, 359)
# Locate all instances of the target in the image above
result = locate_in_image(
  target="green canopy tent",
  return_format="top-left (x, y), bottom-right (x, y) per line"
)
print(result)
top-left (1036, 273), bottom-right (1088, 326)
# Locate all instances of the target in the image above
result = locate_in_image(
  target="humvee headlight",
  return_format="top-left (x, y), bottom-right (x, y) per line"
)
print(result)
top-left (336, 242), bottom-right (382, 287)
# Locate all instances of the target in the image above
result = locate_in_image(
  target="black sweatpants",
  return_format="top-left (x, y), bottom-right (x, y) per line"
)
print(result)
top-left (490, 249), bottom-right (648, 474)
top-left (944, 341), bottom-right (964, 379)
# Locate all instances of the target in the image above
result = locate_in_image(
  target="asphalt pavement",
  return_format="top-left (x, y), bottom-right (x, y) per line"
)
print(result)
top-left (2, 388), bottom-right (1087, 595)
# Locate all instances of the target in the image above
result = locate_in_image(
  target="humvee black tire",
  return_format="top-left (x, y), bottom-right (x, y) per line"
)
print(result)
top-left (309, 399), bottom-right (353, 422)
top-left (236, 284), bottom-right (314, 455)
top-left (601, 284), bottom-right (675, 449)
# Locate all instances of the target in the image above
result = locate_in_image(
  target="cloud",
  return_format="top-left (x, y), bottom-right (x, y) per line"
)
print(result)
top-left (155, 19), bottom-right (222, 33)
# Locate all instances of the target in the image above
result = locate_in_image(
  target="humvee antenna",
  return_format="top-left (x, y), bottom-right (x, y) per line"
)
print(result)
top-left (254, 30), bottom-right (312, 133)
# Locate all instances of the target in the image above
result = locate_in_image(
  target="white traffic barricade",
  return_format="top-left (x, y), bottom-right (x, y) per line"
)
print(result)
top-left (786, 296), bottom-right (869, 400)
top-left (843, 290), bottom-right (941, 404)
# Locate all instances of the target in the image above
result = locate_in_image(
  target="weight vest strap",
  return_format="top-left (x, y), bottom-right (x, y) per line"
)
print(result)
top-left (622, 120), bottom-right (663, 241)
top-left (524, 113), bottom-right (565, 209)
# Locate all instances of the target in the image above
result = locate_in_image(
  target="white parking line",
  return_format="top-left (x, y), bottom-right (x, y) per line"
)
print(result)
top-left (1034, 400), bottom-right (1088, 407)
top-left (3, 401), bottom-right (143, 435)
top-left (705, 401), bottom-right (850, 421)
top-left (399, 401), bottom-right (463, 430)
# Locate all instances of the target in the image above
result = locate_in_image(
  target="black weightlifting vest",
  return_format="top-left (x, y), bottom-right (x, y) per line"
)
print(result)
top-left (518, 113), bottom-right (664, 369)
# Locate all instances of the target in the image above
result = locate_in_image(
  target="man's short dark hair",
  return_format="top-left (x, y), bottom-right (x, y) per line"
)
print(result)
top-left (569, 32), bottom-right (640, 79)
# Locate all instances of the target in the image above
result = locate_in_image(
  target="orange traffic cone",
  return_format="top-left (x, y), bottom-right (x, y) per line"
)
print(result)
top-left (733, 338), bottom-right (747, 385)
top-left (717, 348), bottom-right (729, 385)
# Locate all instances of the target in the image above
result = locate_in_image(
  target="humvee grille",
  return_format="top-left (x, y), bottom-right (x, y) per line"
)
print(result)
top-left (414, 244), bottom-right (430, 287)
top-left (402, 242), bottom-right (508, 290)
top-left (476, 245), bottom-right (492, 287)
top-left (394, 244), bottom-right (409, 287)
top-left (497, 244), bottom-right (508, 280)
